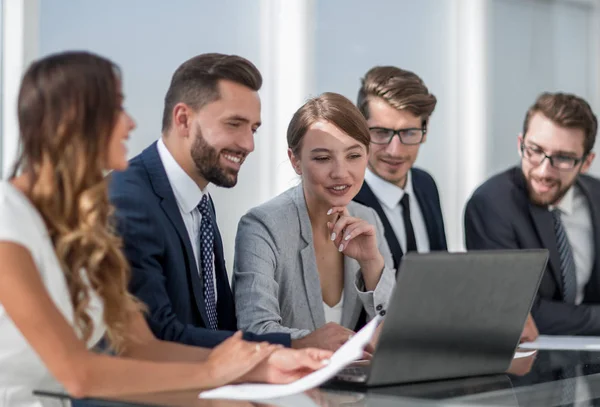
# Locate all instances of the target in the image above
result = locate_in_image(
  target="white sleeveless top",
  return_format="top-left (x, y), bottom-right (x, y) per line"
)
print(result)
top-left (323, 292), bottom-right (344, 325)
top-left (0, 182), bottom-right (106, 407)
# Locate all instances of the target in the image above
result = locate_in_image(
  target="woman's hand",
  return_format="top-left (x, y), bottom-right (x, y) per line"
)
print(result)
top-left (243, 348), bottom-right (333, 384)
top-left (327, 207), bottom-right (384, 280)
top-left (205, 331), bottom-right (279, 387)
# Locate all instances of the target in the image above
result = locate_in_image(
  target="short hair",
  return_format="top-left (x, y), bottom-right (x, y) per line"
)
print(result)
top-left (523, 92), bottom-right (598, 155)
top-left (287, 92), bottom-right (370, 156)
top-left (161, 53), bottom-right (262, 131)
top-left (357, 66), bottom-right (437, 127)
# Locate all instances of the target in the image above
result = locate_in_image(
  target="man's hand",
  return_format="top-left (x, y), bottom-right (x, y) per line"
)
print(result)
top-left (292, 322), bottom-right (374, 359)
top-left (241, 348), bottom-right (332, 384)
top-left (520, 313), bottom-right (539, 343)
top-left (291, 322), bottom-right (356, 352)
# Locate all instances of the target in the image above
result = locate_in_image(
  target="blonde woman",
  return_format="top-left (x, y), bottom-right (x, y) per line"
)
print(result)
top-left (0, 51), bottom-right (329, 407)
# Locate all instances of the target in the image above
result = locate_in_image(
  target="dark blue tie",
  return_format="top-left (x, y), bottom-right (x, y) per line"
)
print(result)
top-left (552, 209), bottom-right (577, 304)
top-left (198, 195), bottom-right (218, 330)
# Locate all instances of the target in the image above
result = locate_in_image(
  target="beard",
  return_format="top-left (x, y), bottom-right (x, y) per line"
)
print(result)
top-left (525, 171), bottom-right (574, 206)
top-left (190, 125), bottom-right (239, 188)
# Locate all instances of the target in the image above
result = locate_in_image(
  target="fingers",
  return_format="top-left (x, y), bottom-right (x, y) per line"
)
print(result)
top-left (327, 206), bottom-right (350, 218)
top-left (363, 341), bottom-right (376, 355)
top-left (304, 348), bottom-right (334, 361)
top-left (243, 342), bottom-right (278, 371)
top-left (328, 216), bottom-right (363, 248)
top-left (294, 349), bottom-right (332, 370)
top-left (336, 223), bottom-right (376, 252)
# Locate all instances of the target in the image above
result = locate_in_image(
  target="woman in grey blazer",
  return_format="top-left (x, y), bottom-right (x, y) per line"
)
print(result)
top-left (233, 93), bottom-right (396, 351)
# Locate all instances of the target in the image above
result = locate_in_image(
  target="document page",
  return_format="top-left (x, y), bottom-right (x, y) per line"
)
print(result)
top-left (199, 316), bottom-right (382, 400)
top-left (520, 335), bottom-right (600, 351)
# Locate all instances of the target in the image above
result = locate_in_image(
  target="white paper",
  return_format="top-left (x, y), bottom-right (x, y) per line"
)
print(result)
top-left (513, 350), bottom-right (536, 358)
top-left (519, 335), bottom-right (600, 351)
top-left (199, 316), bottom-right (382, 400)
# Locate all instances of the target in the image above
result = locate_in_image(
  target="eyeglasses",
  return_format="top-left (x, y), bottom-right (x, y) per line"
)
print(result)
top-left (368, 127), bottom-right (426, 145)
top-left (520, 143), bottom-right (585, 171)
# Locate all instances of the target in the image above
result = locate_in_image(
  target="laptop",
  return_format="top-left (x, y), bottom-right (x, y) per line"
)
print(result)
top-left (333, 249), bottom-right (548, 387)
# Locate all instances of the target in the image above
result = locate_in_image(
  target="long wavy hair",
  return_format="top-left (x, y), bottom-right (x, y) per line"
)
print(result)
top-left (12, 51), bottom-right (142, 352)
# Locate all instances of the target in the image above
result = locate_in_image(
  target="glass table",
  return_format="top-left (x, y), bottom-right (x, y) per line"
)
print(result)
top-left (33, 349), bottom-right (600, 406)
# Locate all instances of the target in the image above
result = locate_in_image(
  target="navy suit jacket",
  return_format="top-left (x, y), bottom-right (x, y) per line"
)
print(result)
top-left (465, 166), bottom-right (600, 335)
top-left (109, 142), bottom-right (290, 348)
top-left (353, 168), bottom-right (448, 270)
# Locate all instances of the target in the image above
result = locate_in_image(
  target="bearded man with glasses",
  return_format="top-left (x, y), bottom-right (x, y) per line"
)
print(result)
top-left (465, 92), bottom-right (600, 336)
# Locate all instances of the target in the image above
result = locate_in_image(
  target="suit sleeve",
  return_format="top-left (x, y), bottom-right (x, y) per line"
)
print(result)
top-left (465, 193), bottom-right (600, 336)
top-left (354, 209), bottom-right (396, 321)
top-left (233, 210), bottom-right (312, 340)
top-left (110, 182), bottom-right (290, 348)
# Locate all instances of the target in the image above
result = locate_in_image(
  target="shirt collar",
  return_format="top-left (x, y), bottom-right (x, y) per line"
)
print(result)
top-left (157, 138), bottom-right (207, 213)
top-left (549, 185), bottom-right (574, 216)
top-left (364, 168), bottom-right (414, 210)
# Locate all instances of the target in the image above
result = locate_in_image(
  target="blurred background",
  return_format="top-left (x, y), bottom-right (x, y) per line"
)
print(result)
top-left (2, 0), bottom-right (599, 269)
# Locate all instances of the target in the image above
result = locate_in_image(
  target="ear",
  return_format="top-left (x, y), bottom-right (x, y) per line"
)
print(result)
top-left (517, 133), bottom-right (524, 157)
top-left (580, 151), bottom-right (596, 174)
top-left (172, 103), bottom-right (192, 137)
top-left (288, 148), bottom-right (302, 175)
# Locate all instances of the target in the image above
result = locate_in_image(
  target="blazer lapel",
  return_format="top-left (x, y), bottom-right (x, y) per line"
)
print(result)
top-left (412, 178), bottom-right (440, 250)
top-left (208, 198), bottom-right (236, 330)
top-left (341, 254), bottom-right (362, 329)
top-left (293, 185), bottom-right (326, 329)
top-left (528, 203), bottom-right (563, 293)
top-left (141, 142), bottom-right (210, 326)
top-left (354, 181), bottom-right (403, 270)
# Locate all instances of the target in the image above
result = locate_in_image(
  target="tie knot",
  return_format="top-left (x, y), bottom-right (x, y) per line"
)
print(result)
top-left (400, 193), bottom-right (410, 209)
top-left (198, 194), bottom-right (210, 215)
top-left (551, 208), bottom-right (562, 220)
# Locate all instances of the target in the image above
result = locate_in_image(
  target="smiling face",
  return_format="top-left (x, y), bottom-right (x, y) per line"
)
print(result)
top-left (366, 97), bottom-right (425, 189)
top-left (519, 112), bottom-right (595, 206)
top-left (181, 79), bottom-right (261, 188)
top-left (289, 120), bottom-right (368, 208)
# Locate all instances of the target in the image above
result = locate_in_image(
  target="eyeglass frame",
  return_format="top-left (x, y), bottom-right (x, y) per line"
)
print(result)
top-left (520, 142), bottom-right (587, 171)
top-left (368, 126), bottom-right (427, 145)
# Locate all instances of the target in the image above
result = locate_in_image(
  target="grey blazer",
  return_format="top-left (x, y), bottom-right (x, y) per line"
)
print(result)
top-left (233, 184), bottom-right (396, 339)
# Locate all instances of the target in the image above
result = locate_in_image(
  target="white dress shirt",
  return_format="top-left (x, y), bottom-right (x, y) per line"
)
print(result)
top-left (551, 185), bottom-right (594, 305)
top-left (364, 168), bottom-right (430, 253)
top-left (157, 138), bottom-right (218, 302)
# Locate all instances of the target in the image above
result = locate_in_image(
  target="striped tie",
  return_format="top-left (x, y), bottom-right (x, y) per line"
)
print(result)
top-left (552, 209), bottom-right (577, 304)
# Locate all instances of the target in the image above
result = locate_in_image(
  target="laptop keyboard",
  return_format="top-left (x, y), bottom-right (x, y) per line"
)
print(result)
top-left (335, 365), bottom-right (369, 383)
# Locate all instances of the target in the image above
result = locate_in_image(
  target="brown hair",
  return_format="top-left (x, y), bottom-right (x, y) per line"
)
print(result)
top-left (357, 66), bottom-right (437, 127)
top-left (523, 92), bottom-right (598, 155)
top-left (162, 53), bottom-right (262, 131)
top-left (287, 92), bottom-right (371, 156)
top-left (14, 51), bottom-right (142, 352)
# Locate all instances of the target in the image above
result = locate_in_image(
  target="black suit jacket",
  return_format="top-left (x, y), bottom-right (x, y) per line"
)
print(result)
top-left (464, 166), bottom-right (600, 335)
top-left (108, 142), bottom-right (290, 347)
top-left (353, 168), bottom-right (448, 270)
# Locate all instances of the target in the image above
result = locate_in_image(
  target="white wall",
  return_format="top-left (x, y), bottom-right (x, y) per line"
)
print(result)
top-left (39, 0), bottom-right (265, 272)
top-left (3, 0), bottom-right (596, 269)
top-left (488, 0), bottom-right (600, 178)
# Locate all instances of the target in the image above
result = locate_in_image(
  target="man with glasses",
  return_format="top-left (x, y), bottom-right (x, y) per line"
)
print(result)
top-left (352, 66), bottom-right (447, 270)
top-left (465, 92), bottom-right (600, 335)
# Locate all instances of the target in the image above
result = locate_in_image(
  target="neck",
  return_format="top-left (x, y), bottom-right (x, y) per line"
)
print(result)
top-left (303, 185), bottom-right (332, 240)
top-left (161, 134), bottom-right (209, 190)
